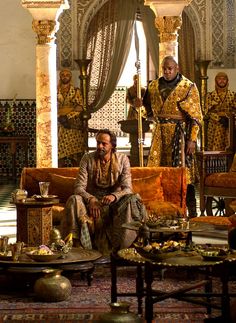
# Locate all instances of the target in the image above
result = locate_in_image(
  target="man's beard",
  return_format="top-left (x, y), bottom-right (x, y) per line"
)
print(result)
top-left (97, 149), bottom-right (106, 158)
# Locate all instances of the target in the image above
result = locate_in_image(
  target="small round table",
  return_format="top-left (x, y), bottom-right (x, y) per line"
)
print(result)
top-left (118, 247), bottom-right (236, 323)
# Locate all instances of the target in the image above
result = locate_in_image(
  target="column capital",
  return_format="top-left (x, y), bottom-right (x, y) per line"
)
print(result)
top-left (21, 0), bottom-right (69, 20)
top-left (22, 0), bottom-right (69, 44)
top-left (155, 16), bottom-right (182, 42)
top-left (144, 0), bottom-right (192, 17)
top-left (32, 20), bottom-right (57, 45)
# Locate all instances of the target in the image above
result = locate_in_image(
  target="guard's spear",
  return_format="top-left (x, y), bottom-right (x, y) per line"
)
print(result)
top-left (134, 21), bottom-right (144, 167)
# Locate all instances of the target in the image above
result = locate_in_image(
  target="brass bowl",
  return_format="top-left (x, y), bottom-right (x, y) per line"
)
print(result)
top-left (134, 244), bottom-right (180, 261)
top-left (197, 248), bottom-right (228, 261)
top-left (26, 251), bottom-right (62, 262)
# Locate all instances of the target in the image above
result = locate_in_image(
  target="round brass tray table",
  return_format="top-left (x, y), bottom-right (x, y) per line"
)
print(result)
top-left (118, 248), bottom-right (236, 323)
top-left (122, 221), bottom-right (208, 245)
top-left (0, 247), bottom-right (102, 289)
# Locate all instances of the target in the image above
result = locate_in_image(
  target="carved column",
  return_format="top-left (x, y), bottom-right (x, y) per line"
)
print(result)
top-left (145, 0), bottom-right (192, 74)
top-left (21, 0), bottom-right (69, 167)
top-left (155, 16), bottom-right (182, 70)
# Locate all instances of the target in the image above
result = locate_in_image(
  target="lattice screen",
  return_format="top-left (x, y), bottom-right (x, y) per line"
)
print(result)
top-left (0, 101), bottom-right (36, 178)
top-left (88, 87), bottom-right (128, 137)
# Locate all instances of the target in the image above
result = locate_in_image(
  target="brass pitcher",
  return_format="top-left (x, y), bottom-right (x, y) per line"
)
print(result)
top-left (34, 268), bottom-right (72, 302)
top-left (99, 302), bottom-right (142, 322)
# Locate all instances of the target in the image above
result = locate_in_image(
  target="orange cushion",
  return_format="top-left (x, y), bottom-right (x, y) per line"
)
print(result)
top-left (205, 172), bottom-right (236, 188)
top-left (190, 216), bottom-right (232, 227)
top-left (49, 173), bottom-right (76, 203)
top-left (144, 200), bottom-right (184, 218)
top-left (132, 173), bottom-right (164, 202)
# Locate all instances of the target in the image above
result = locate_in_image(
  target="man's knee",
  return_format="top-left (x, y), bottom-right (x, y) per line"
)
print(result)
top-left (66, 194), bottom-right (84, 205)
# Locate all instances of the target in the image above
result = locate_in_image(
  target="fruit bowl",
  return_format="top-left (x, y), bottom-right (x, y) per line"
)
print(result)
top-left (134, 240), bottom-right (183, 261)
top-left (26, 251), bottom-right (62, 262)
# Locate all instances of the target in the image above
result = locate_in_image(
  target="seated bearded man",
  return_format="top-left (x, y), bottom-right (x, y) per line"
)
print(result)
top-left (60, 129), bottom-right (146, 255)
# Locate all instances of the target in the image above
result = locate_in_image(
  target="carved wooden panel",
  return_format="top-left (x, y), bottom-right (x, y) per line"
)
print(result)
top-left (17, 205), bottom-right (52, 246)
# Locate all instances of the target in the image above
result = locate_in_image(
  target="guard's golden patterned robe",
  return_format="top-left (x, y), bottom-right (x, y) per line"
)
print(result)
top-left (205, 89), bottom-right (236, 151)
top-left (126, 85), bottom-right (146, 120)
top-left (57, 85), bottom-right (84, 159)
top-left (145, 76), bottom-right (202, 183)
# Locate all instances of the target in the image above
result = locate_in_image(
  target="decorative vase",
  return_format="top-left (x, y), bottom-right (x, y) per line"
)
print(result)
top-left (99, 302), bottom-right (142, 323)
top-left (34, 268), bottom-right (72, 302)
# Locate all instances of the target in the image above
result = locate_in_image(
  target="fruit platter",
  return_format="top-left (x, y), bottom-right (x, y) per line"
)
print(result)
top-left (26, 245), bottom-right (62, 262)
top-left (134, 240), bottom-right (185, 261)
top-left (145, 211), bottom-right (181, 228)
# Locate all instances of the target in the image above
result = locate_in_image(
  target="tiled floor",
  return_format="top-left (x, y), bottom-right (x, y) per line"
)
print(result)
top-left (0, 178), bottom-right (228, 245)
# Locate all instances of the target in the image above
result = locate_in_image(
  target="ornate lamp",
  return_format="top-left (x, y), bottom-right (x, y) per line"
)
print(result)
top-left (195, 60), bottom-right (211, 151)
top-left (74, 58), bottom-right (92, 152)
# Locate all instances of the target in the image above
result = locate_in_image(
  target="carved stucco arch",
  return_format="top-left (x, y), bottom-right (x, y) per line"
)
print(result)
top-left (78, 0), bottom-right (207, 62)
top-left (184, 2), bottom-right (208, 61)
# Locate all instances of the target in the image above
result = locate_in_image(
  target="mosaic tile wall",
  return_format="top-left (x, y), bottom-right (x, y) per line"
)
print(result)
top-left (0, 100), bottom-right (36, 179)
top-left (0, 87), bottom-right (128, 177)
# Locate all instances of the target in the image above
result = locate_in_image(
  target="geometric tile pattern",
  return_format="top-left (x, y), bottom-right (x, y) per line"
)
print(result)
top-left (0, 100), bottom-right (36, 178)
top-left (212, 0), bottom-right (235, 68)
top-left (225, 0), bottom-right (235, 68)
top-left (212, 0), bottom-right (225, 67)
top-left (88, 87), bottom-right (128, 137)
top-left (57, 0), bottom-right (73, 69)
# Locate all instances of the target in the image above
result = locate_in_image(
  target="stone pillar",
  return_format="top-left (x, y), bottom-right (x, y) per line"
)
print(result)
top-left (21, 0), bottom-right (69, 167)
top-left (155, 16), bottom-right (182, 69)
top-left (145, 0), bottom-right (192, 75)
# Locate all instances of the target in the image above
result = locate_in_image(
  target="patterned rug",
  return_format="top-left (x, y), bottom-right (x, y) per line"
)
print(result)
top-left (0, 264), bottom-right (232, 322)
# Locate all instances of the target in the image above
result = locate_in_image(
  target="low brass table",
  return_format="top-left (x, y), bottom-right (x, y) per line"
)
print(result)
top-left (117, 248), bottom-right (236, 323)
top-left (0, 247), bottom-right (102, 289)
top-left (122, 221), bottom-right (207, 245)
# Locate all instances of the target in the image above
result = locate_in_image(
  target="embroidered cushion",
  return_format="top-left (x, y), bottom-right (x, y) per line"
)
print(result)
top-left (190, 216), bottom-right (232, 228)
top-left (205, 172), bottom-right (236, 188)
top-left (49, 173), bottom-right (76, 203)
top-left (132, 173), bottom-right (164, 202)
top-left (144, 200), bottom-right (184, 218)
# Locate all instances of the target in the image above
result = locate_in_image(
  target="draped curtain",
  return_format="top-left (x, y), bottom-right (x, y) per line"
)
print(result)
top-left (139, 4), bottom-right (159, 77)
top-left (86, 0), bottom-right (138, 113)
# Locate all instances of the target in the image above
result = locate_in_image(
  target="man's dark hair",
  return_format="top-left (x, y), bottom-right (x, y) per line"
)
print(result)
top-left (96, 129), bottom-right (117, 152)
